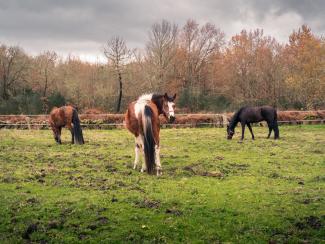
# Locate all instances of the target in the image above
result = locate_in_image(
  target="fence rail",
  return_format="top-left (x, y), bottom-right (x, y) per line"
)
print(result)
top-left (1, 111), bottom-right (324, 129)
top-left (0, 120), bottom-right (324, 130)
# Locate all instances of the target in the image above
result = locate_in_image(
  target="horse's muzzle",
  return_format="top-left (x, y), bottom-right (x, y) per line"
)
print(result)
top-left (169, 116), bottom-right (176, 123)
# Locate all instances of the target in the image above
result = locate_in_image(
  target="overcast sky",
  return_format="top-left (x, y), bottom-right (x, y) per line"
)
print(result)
top-left (0, 0), bottom-right (324, 62)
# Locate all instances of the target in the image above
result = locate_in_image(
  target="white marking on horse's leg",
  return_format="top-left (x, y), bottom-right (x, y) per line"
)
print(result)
top-left (133, 136), bottom-right (141, 170)
top-left (141, 162), bottom-right (146, 173)
top-left (137, 136), bottom-right (146, 173)
top-left (133, 145), bottom-right (140, 170)
top-left (155, 145), bottom-right (162, 176)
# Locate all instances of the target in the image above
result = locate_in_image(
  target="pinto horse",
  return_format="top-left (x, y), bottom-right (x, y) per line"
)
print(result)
top-left (125, 93), bottom-right (176, 175)
top-left (49, 105), bottom-right (84, 144)
top-left (227, 106), bottom-right (279, 140)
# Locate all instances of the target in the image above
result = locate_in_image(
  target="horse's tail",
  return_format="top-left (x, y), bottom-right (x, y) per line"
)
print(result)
top-left (273, 109), bottom-right (280, 139)
top-left (72, 109), bottom-right (84, 144)
top-left (142, 105), bottom-right (156, 174)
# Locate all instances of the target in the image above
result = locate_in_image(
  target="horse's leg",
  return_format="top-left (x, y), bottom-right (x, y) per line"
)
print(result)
top-left (247, 123), bottom-right (254, 140)
top-left (240, 122), bottom-right (246, 140)
top-left (139, 136), bottom-right (147, 173)
top-left (58, 127), bottom-right (62, 144)
top-left (273, 120), bottom-right (280, 139)
top-left (51, 126), bottom-right (59, 144)
top-left (141, 159), bottom-right (146, 173)
top-left (67, 124), bottom-right (74, 144)
top-left (155, 144), bottom-right (162, 176)
top-left (152, 119), bottom-right (162, 176)
top-left (133, 136), bottom-right (141, 170)
top-left (70, 128), bottom-right (74, 144)
top-left (134, 145), bottom-right (140, 170)
top-left (267, 122), bottom-right (272, 139)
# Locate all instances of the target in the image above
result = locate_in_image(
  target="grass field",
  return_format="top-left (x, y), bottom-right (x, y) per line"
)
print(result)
top-left (0, 126), bottom-right (324, 243)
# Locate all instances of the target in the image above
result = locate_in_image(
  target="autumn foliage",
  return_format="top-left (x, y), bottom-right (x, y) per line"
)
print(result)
top-left (0, 22), bottom-right (324, 114)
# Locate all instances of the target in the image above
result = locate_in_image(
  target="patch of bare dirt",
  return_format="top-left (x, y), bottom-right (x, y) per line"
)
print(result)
top-left (295, 216), bottom-right (323, 230)
top-left (134, 198), bottom-right (160, 209)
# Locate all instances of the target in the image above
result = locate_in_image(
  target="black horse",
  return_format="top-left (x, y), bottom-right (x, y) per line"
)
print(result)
top-left (227, 106), bottom-right (279, 140)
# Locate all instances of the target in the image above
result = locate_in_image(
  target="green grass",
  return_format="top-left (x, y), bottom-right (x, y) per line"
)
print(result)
top-left (0, 126), bottom-right (324, 243)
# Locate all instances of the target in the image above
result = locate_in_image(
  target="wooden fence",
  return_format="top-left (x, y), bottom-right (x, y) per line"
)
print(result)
top-left (0, 110), bottom-right (324, 129)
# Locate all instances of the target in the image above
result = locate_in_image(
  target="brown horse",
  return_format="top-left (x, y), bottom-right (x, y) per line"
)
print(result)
top-left (49, 105), bottom-right (84, 144)
top-left (125, 93), bottom-right (176, 175)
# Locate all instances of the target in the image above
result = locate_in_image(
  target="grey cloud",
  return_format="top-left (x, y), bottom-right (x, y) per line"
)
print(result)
top-left (0, 0), bottom-right (323, 61)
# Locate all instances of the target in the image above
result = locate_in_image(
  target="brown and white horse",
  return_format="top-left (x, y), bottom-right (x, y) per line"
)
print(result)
top-left (125, 93), bottom-right (176, 175)
top-left (49, 105), bottom-right (84, 144)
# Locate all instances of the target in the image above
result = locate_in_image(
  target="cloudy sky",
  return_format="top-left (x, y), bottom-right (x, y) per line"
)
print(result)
top-left (0, 0), bottom-right (324, 62)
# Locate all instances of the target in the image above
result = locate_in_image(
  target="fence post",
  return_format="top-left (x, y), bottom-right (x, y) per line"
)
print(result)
top-left (25, 117), bottom-right (31, 130)
top-left (222, 114), bottom-right (228, 128)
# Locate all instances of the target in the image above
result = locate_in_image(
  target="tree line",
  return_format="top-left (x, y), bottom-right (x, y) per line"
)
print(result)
top-left (0, 20), bottom-right (324, 114)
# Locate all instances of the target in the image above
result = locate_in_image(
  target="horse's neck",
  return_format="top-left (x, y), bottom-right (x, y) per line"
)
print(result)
top-left (151, 96), bottom-right (163, 114)
top-left (229, 115), bottom-right (240, 129)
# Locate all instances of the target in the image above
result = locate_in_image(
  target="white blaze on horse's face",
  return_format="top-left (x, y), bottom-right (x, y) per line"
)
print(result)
top-left (163, 93), bottom-right (176, 123)
top-left (167, 102), bottom-right (175, 118)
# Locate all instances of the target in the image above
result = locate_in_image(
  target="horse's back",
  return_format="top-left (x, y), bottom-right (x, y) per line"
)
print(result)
top-left (260, 105), bottom-right (276, 113)
top-left (238, 106), bottom-right (276, 123)
top-left (125, 101), bottom-right (159, 137)
top-left (49, 105), bottom-right (75, 127)
top-left (260, 106), bottom-right (277, 121)
top-left (238, 106), bottom-right (261, 122)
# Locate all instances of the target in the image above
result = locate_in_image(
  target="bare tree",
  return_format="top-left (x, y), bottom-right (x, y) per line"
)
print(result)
top-left (224, 29), bottom-right (284, 106)
top-left (146, 20), bottom-right (178, 89)
top-left (35, 51), bottom-right (58, 97)
top-left (104, 36), bottom-right (131, 112)
top-left (0, 45), bottom-right (29, 100)
top-left (30, 51), bottom-right (58, 112)
top-left (179, 20), bottom-right (225, 110)
top-left (181, 20), bottom-right (225, 87)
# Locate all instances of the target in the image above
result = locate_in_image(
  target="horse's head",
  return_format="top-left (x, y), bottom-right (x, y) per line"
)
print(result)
top-left (162, 93), bottom-right (176, 123)
top-left (227, 124), bottom-right (235, 139)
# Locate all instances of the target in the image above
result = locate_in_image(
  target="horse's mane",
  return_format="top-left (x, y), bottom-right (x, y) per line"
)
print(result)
top-left (229, 106), bottom-right (246, 129)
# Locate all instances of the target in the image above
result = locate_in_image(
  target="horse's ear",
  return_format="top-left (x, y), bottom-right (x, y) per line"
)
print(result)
top-left (172, 93), bottom-right (176, 100)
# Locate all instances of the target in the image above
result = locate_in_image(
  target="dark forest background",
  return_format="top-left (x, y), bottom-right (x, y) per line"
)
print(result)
top-left (0, 20), bottom-right (324, 114)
